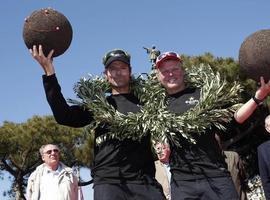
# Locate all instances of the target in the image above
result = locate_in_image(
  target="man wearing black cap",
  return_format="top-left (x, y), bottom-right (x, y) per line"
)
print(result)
top-left (30, 45), bottom-right (165, 200)
top-left (154, 51), bottom-right (239, 200)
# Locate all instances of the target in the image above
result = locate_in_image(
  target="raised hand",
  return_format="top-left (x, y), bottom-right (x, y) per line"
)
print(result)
top-left (255, 76), bottom-right (270, 100)
top-left (29, 45), bottom-right (55, 76)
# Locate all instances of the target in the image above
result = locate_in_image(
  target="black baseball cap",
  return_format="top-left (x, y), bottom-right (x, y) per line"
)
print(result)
top-left (102, 49), bottom-right (131, 68)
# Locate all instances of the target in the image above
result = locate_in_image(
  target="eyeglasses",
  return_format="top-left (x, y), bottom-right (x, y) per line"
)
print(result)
top-left (44, 149), bottom-right (59, 155)
top-left (102, 49), bottom-right (130, 65)
top-left (156, 51), bottom-right (180, 63)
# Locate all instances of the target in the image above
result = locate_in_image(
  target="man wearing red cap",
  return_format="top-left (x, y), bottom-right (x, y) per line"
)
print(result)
top-left (29, 45), bottom-right (166, 200)
top-left (154, 52), bottom-right (239, 200)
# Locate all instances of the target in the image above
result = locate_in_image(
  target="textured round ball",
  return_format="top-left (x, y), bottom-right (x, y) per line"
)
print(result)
top-left (23, 8), bottom-right (73, 57)
top-left (239, 29), bottom-right (270, 82)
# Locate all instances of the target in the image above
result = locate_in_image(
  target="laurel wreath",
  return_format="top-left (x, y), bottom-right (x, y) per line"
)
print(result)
top-left (68, 64), bottom-right (242, 146)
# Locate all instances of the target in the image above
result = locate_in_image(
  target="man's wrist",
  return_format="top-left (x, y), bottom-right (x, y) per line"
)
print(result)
top-left (252, 96), bottom-right (264, 105)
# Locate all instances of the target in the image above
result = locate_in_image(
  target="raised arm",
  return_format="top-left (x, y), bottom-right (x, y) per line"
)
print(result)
top-left (29, 45), bottom-right (93, 127)
top-left (234, 77), bottom-right (270, 124)
top-left (29, 45), bottom-right (55, 76)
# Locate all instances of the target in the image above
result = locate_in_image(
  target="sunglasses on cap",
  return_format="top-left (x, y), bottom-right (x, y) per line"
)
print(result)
top-left (102, 49), bottom-right (130, 66)
top-left (156, 51), bottom-right (182, 68)
top-left (44, 149), bottom-right (59, 155)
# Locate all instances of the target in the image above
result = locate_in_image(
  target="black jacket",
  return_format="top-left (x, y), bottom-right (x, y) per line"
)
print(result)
top-left (167, 88), bottom-right (230, 180)
top-left (43, 74), bottom-right (155, 185)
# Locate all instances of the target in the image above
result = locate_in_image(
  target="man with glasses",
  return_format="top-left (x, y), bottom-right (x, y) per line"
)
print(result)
top-left (29, 45), bottom-right (165, 200)
top-left (154, 52), bottom-right (239, 200)
top-left (26, 144), bottom-right (78, 200)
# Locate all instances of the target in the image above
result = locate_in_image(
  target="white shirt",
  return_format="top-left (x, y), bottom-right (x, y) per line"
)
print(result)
top-left (40, 165), bottom-right (62, 200)
top-left (163, 163), bottom-right (171, 183)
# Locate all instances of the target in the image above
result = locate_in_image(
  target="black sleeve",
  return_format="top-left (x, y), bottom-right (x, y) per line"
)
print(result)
top-left (43, 74), bottom-right (93, 128)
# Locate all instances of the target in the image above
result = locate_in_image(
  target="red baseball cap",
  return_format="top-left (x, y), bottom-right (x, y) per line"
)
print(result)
top-left (155, 51), bottom-right (182, 68)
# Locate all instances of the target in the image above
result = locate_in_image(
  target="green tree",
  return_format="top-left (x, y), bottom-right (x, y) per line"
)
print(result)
top-left (0, 115), bottom-right (93, 200)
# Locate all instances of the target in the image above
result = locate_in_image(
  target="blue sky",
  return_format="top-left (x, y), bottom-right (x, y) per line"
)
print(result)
top-left (1, 0), bottom-right (270, 199)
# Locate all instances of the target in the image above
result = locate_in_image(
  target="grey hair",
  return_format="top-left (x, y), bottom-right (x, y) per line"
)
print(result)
top-left (152, 139), bottom-right (170, 147)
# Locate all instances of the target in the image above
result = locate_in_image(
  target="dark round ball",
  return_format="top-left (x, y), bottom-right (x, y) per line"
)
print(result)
top-left (23, 8), bottom-right (73, 57)
top-left (239, 29), bottom-right (270, 82)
